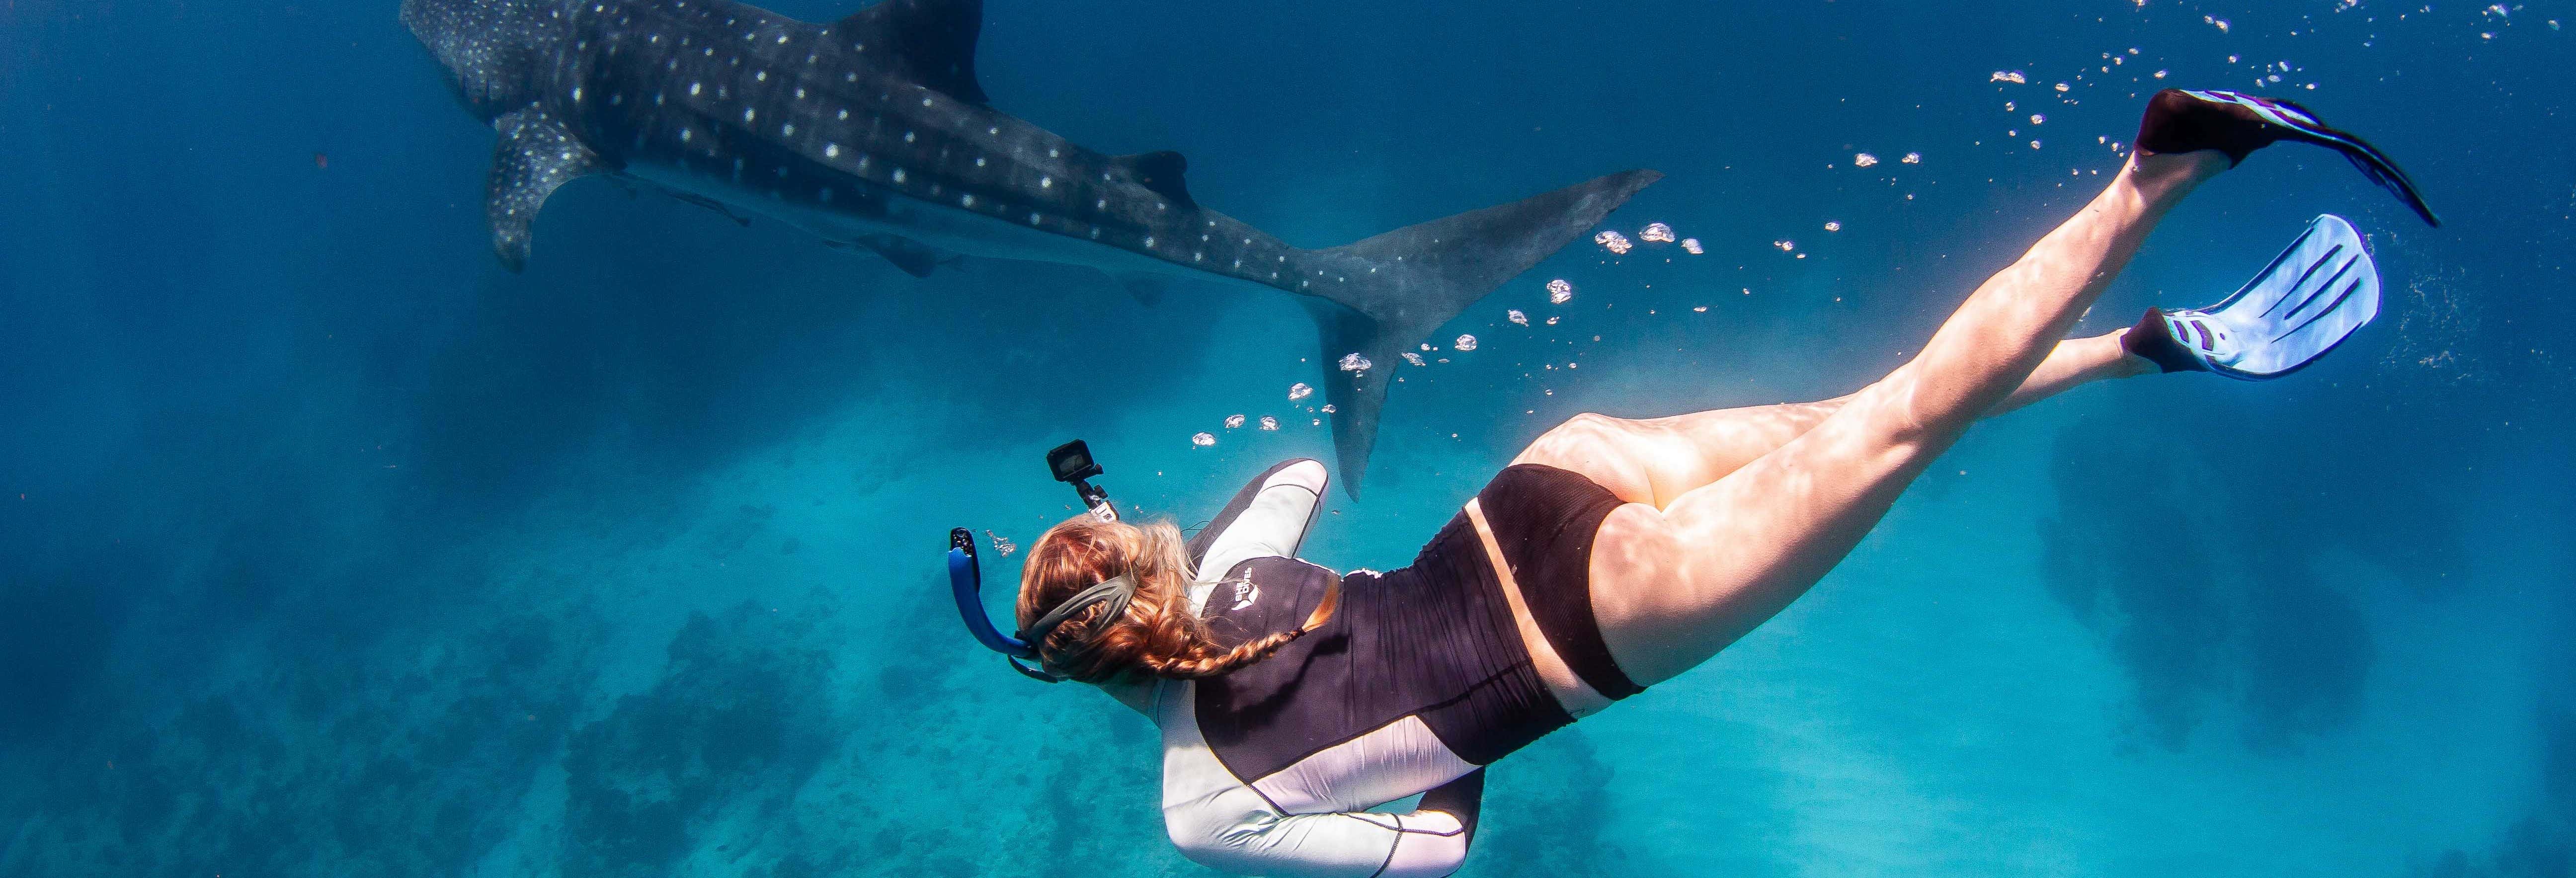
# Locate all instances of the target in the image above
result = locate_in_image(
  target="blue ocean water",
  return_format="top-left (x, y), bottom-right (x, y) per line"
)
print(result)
top-left (2, 0), bottom-right (2570, 874)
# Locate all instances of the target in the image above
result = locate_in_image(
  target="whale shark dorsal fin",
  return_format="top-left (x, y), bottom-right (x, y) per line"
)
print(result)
top-left (837, 0), bottom-right (989, 106)
top-left (1113, 151), bottom-right (1196, 211)
top-left (485, 107), bottom-right (603, 272)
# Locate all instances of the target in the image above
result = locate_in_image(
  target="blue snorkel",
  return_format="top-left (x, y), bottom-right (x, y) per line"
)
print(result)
top-left (948, 440), bottom-right (1122, 683)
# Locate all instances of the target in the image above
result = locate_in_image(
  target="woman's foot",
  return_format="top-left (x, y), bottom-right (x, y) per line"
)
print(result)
top-left (2134, 88), bottom-right (2439, 226)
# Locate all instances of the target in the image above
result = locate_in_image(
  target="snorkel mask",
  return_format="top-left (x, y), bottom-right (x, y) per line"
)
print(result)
top-left (947, 440), bottom-right (1129, 682)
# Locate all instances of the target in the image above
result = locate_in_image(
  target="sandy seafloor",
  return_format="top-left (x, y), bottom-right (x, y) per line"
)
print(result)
top-left (1, 0), bottom-right (2570, 875)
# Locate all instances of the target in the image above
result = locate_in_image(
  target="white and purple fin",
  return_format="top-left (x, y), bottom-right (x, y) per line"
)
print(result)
top-left (2148, 213), bottom-right (2381, 381)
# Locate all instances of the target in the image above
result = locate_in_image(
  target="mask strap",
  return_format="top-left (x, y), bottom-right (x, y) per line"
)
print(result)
top-left (1018, 573), bottom-right (1139, 660)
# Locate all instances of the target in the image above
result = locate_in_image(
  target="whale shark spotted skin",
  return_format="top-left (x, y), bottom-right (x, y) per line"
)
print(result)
top-left (403, 0), bottom-right (1658, 493)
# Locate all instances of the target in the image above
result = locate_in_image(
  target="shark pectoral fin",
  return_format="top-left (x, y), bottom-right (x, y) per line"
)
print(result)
top-left (1112, 151), bottom-right (1196, 211)
top-left (1114, 272), bottom-right (1172, 307)
top-left (854, 234), bottom-right (956, 278)
top-left (836, 0), bottom-right (989, 106)
top-left (486, 107), bottom-right (604, 272)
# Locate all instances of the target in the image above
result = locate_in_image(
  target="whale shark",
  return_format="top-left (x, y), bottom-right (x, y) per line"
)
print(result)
top-left (402, 0), bottom-right (1659, 494)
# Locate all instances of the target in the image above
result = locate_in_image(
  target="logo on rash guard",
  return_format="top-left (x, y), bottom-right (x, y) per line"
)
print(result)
top-left (1229, 576), bottom-right (1259, 612)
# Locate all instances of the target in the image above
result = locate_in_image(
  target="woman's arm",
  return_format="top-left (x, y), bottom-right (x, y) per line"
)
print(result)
top-left (1188, 459), bottom-right (1330, 600)
top-left (1163, 770), bottom-right (1485, 878)
top-left (1160, 685), bottom-right (1488, 878)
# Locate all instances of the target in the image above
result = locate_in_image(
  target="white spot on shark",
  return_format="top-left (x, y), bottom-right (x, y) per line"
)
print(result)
top-left (1040, 176), bottom-right (1052, 189)
top-left (892, 168), bottom-right (906, 183)
top-left (825, 144), bottom-right (840, 158)
top-left (743, 108), bottom-right (756, 122)
top-left (690, 82), bottom-right (702, 95)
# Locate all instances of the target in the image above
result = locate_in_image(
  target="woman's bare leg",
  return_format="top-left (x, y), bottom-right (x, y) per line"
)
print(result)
top-left (1579, 151), bottom-right (2228, 686)
top-left (1519, 328), bottom-right (2155, 508)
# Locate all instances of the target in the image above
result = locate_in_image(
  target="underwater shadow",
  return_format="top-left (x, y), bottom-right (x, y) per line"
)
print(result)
top-left (2039, 392), bottom-right (2466, 753)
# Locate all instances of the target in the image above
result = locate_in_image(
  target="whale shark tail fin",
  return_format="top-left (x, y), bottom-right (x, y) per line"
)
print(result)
top-left (1303, 169), bottom-right (1661, 497)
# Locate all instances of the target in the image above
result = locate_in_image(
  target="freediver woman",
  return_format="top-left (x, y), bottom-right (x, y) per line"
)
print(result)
top-left (969, 89), bottom-right (2435, 877)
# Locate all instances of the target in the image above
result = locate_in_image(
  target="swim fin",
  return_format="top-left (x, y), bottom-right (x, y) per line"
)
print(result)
top-left (2136, 88), bottom-right (2439, 227)
top-left (2123, 214), bottom-right (2381, 381)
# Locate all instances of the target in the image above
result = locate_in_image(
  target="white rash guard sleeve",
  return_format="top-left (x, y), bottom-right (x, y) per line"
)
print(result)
top-left (1188, 459), bottom-right (1329, 615)
top-left (1160, 682), bottom-right (1472, 878)
top-left (1151, 459), bottom-right (1477, 878)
